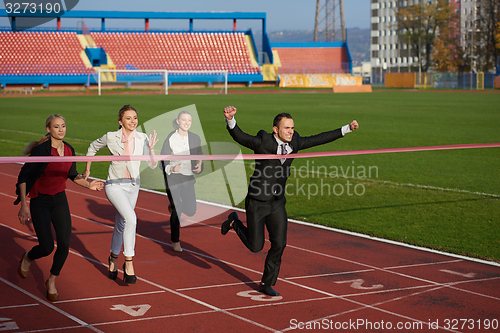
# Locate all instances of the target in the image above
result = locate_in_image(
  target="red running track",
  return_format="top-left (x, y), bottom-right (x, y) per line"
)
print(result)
top-left (0, 163), bottom-right (499, 332)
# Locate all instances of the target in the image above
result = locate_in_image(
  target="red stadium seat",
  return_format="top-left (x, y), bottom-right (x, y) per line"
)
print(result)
top-left (89, 31), bottom-right (259, 74)
top-left (0, 30), bottom-right (261, 77)
top-left (0, 31), bottom-right (90, 75)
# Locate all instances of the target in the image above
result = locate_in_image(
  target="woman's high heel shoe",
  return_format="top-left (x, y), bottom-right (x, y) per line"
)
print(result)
top-left (18, 251), bottom-right (30, 279)
top-left (123, 259), bottom-right (137, 284)
top-left (108, 254), bottom-right (118, 280)
top-left (45, 280), bottom-right (59, 302)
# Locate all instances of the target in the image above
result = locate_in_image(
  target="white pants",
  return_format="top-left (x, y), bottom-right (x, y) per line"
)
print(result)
top-left (105, 180), bottom-right (140, 257)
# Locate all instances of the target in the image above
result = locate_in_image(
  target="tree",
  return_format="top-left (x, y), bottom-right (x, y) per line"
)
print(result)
top-left (497, 22), bottom-right (500, 50)
top-left (496, 22), bottom-right (500, 74)
top-left (473, 0), bottom-right (500, 72)
top-left (432, 27), bottom-right (460, 72)
top-left (395, 0), bottom-right (457, 72)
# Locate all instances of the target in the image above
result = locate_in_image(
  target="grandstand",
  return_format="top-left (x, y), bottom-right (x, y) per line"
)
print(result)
top-left (0, 10), bottom-right (353, 90)
top-left (272, 42), bottom-right (351, 75)
top-left (90, 31), bottom-right (259, 74)
top-left (0, 31), bottom-right (93, 79)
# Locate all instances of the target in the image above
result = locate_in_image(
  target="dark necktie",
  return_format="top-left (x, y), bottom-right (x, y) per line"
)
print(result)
top-left (280, 143), bottom-right (287, 164)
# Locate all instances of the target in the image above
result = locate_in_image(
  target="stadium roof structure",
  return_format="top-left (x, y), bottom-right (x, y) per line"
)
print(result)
top-left (0, 9), bottom-right (271, 63)
top-left (0, 10), bottom-right (267, 32)
top-left (0, 9), bottom-right (266, 19)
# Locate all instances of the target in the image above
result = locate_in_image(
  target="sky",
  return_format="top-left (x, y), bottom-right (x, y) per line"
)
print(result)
top-left (0, 0), bottom-right (371, 31)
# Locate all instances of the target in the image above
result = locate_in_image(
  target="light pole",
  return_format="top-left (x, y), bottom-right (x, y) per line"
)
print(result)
top-left (470, 28), bottom-right (473, 90)
top-left (418, 35), bottom-right (422, 79)
top-left (469, 1), bottom-right (476, 90)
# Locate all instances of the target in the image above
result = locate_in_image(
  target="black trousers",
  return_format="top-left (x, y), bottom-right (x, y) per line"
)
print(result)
top-left (28, 191), bottom-right (72, 276)
top-left (233, 195), bottom-right (287, 286)
top-left (166, 174), bottom-right (197, 243)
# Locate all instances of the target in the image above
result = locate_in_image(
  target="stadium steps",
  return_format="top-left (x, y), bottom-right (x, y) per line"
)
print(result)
top-left (272, 50), bottom-right (282, 67)
top-left (76, 33), bottom-right (116, 81)
top-left (245, 34), bottom-right (259, 68)
top-left (76, 34), bottom-right (94, 69)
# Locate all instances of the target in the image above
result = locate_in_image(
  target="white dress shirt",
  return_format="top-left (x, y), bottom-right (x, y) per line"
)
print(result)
top-left (165, 131), bottom-right (194, 176)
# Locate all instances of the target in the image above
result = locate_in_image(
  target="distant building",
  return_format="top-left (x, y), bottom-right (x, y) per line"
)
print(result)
top-left (352, 61), bottom-right (372, 84)
top-left (370, 0), bottom-right (476, 74)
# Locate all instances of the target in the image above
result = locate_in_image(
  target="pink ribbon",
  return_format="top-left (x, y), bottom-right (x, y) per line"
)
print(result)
top-left (0, 143), bottom-right (498, 164)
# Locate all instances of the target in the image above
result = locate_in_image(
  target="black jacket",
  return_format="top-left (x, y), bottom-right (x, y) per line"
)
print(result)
top-left (228, 123), bottom-right (343, 201)
top-left (14, 139), bottom-right (78, 205)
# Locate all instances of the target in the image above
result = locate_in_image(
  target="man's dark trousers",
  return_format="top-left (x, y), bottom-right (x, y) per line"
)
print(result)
top-left (233, 195), bottom-right (287, 286)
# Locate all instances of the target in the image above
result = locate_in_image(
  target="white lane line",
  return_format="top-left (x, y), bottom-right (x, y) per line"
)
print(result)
top-left (442, 276), bottom-right (500, 301)
top-left (55, 290), bottom-right (167, 304)
top-left (0, 277), bottom-right (104, 333)
top-left (10, 325), bottom-right (92, 333)
top-left (285, 269), bottom-right (375, 280)
top-left (91, 309), bottom-right (217, 328)
top-left (0, 303), bottom-right (39, 310)
top-left (287, 260), bottom-right (465, 281)
top-left (176, 281), bottom-right (257, 292)
top-left (383, 259), bottom-right (464, 269)
top-left (285, 243), bottom-right (447, 286)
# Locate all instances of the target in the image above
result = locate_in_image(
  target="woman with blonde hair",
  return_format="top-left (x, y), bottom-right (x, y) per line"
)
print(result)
top-left (84, 105), bottom-right (157, 284)
top-left (15, 114), bottom-right (104, 302)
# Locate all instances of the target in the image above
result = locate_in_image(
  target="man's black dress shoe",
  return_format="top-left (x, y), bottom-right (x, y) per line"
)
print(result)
top-left (221, 212), bottom-right (238, 235)
top-left (258, 283), bottom-right (280, 296)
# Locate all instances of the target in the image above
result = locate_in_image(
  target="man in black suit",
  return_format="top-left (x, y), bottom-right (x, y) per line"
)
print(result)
top-left (221, 105), bottom-right (359, 296)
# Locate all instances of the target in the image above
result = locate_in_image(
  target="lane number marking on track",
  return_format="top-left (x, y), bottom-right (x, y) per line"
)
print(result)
top-left (335, 279), bottom-right (384, 290)
top-left (0, 317), bottom-right (19, 331)
top-left (237, 290), bottom-right (283, 301)
top-left (110, 304), bottom-right (151, 317)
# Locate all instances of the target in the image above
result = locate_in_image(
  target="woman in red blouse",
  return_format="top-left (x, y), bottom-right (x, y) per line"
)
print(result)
top-left (15, 114), bottom-right (104, 302)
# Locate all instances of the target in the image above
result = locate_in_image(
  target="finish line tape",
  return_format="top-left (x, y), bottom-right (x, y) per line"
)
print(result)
top-left (0, 143), bottom-right (498, 164)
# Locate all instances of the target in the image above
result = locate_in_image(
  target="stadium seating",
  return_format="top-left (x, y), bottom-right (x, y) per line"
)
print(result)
top-left (274, 47), bottom-right (349, 74)
top-left (0, 30), bottom-right (260, 78)
top-left (90, 31), bottom-right (260, 74)
top-left (0, 31), bottom-right (93, 75)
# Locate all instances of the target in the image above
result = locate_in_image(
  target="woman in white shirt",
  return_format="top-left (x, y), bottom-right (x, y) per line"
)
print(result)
top-left (84, 105), bottom-right (157, 284)
top-left (160, 111), bottom-right (203, 252)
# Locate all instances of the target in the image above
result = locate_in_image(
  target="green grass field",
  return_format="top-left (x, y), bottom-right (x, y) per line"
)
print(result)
top-left (1, 91), bottom-right (499, 262)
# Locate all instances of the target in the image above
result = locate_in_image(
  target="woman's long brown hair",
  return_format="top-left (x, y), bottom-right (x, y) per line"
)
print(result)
top-left (21, 114), bottom-right (65, 156)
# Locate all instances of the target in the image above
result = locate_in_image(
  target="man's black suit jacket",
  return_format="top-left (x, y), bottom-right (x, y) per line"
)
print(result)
top-left (228, 123), bottom-right (344, 202)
